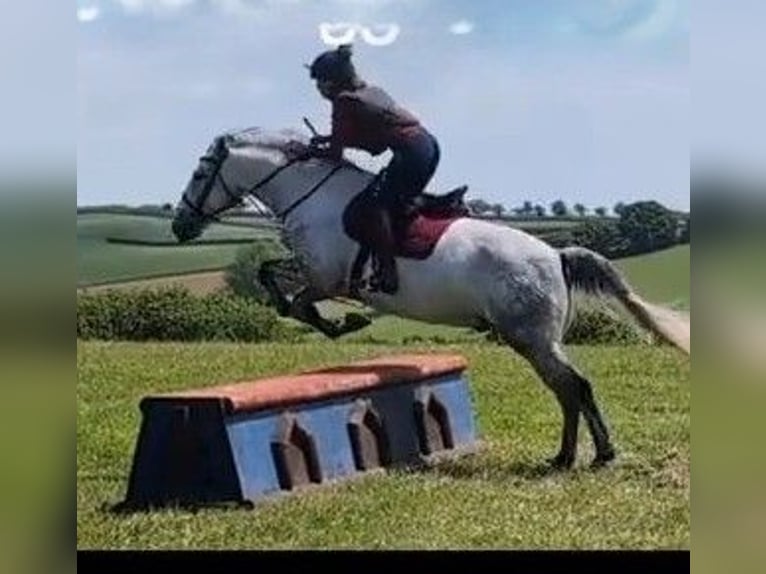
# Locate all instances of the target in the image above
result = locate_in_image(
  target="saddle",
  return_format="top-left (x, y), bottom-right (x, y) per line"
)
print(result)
top-left (342, 184), bottom-right (470, 292)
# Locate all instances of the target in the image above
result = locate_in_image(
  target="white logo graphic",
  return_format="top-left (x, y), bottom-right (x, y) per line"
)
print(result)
top-left (319, 22), bottom-right (400, 46)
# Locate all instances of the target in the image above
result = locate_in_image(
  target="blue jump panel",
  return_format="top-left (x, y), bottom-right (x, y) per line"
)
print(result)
top-left (120, 355), bottom-right (479, 510)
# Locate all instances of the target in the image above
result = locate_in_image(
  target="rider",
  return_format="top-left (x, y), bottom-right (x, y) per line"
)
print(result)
top-left (305, 43), bottom-right (441, 295)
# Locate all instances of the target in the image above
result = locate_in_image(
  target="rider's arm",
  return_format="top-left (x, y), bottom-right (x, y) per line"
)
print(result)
top-left (324, 95), bottom-right (360, 160)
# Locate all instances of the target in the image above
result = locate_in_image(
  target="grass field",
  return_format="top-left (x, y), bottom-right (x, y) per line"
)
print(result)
top-left (77, 340), bottom-right (689, 550)
top-left (78, 271), bottom-right (231, 296)
top-left (615, 245), bottom-right (690, 310)
top-left (78, 213), bottom-right (279, 286)
top-left (76, 206), bottom-right (690, 549)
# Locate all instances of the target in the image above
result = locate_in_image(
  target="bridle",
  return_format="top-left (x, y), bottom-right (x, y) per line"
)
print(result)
top-left (180, 140), bottom-right (345, 224)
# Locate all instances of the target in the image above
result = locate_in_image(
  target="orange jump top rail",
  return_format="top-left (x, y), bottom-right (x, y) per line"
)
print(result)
top-left (142, 354), bottom-right (469, 414)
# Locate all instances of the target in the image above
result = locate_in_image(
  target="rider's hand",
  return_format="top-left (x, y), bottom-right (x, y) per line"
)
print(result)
top-left (310, 135), bottom-right (332, 147)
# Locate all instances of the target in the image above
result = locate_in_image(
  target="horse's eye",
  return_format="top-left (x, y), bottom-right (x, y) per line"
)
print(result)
top-left (193, 171), bottom-right (206, 181)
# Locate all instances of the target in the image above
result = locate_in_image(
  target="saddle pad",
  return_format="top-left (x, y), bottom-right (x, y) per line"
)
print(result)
top-left (343, 191), bottom-right (465, 260)
top-left (397, 213), bottom-right (461, 259)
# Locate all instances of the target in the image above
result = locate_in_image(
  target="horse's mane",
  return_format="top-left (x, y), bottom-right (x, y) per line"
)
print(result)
top-left (221, 126), bottom-right (370, 175)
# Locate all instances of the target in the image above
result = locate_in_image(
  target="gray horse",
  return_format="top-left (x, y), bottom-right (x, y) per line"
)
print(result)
top-left (172, 127), bottom-right (690, 469)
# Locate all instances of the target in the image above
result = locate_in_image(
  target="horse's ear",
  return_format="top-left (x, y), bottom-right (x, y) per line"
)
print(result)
top-left (337, 43), bottom-right (353, 58)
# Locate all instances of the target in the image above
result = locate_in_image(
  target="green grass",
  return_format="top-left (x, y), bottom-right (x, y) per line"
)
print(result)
top-left (698, 234), bottom-right (765, 300)
top-left (78, 213), bottom-right (279, 286)
top-left (77, 341), bottom-right (689, 549)
top-left (78, 213), bottom-right (273, 243)
top-left (615, 245), bottom-right (690, 309)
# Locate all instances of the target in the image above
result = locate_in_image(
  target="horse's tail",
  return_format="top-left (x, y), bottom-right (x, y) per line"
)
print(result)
top-left (559, 246), bottom-right (690, 355)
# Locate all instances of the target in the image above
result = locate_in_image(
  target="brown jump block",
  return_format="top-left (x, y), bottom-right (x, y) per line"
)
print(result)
top-left (146, 354), bottom-right (469, 414)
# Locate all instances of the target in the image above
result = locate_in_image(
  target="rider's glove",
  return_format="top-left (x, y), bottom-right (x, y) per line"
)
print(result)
top-left (309, 135), bottom-right (332, 149)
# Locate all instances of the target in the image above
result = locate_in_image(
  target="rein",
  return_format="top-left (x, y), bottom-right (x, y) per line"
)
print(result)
top-left (184, 144), bottom-right (346, 223)
top-left (275, 163), bottom-right (345, 220)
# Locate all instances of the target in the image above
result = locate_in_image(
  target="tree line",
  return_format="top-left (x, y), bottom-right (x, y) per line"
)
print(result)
top-left (464, 198), bottom-right (685, 219)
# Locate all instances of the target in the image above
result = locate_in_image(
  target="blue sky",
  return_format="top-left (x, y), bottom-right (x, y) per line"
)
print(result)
top-left (77, 0), bottom-right (689, 212)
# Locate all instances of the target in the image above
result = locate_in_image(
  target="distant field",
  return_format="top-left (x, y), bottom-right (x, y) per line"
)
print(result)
top-left (615, 245), bottom-right (690, 310)
top-left (78, 211), bottom-right (595, 284)
top-left (78, 271), bottom-right (230, 296)
top-left (78, 213), bottom-right (280, 286)
top-left (78, 213), bottom-right (273, 242)
top-left (78, 212), bottom-right (689, 313)
top-left (83, 245), bottom-right (690, 314)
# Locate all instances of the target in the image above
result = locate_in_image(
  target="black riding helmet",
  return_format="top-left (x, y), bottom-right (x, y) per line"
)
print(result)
top-left (308, 44), bottom-right (359, 86)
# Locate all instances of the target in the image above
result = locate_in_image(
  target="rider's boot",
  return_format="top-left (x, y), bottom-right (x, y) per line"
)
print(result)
top-left (369, 207), bottom-right (399, 295)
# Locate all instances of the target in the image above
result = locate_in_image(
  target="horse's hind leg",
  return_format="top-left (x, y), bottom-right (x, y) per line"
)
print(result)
top-left (290, 286), bottom-right (372, 339)
top-left (578, 368), bottom-right (616, 467)
top-left (508, 338), bottom-right (615, 469)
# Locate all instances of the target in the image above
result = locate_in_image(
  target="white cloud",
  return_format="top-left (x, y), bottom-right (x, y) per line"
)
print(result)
top-left (449, 20), bottom-right (474, 35)
top-left (116, 0), bottom-right (196, 14)
top-left (77, 6), bottom-right (101, 22)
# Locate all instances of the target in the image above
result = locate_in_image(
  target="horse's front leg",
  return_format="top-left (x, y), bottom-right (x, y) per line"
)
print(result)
top-left (290, 286), bottom-right (372, 339)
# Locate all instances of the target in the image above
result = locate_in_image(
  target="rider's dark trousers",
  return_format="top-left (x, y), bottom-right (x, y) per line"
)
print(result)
top-left (377, 129), bottom-right (441, 213)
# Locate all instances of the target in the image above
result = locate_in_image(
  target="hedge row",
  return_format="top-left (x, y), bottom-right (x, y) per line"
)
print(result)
top-left (77, 287), bottom-right (296, 342)
top-left (562, 306), bottom-right (644, 345)
top-left (78, 287), bottom-right (645, 346)
top-left (484, 306), bottom-right (644, 346)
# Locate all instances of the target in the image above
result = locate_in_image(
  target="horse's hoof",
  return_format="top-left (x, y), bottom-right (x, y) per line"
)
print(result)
top-left (591, 448), bottom-right (616, 469)
top-left (546, 453), bottom-right (575, 470)
top-left (275, 302), bottom-right (290, 317)
top-left (343, 312), bottom-right (372, 331)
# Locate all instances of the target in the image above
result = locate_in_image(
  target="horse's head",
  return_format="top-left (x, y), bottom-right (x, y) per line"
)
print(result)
top-left (171, 127), bottom-right (311, 242)
top-left (171, 134), bottom-right (232, 242)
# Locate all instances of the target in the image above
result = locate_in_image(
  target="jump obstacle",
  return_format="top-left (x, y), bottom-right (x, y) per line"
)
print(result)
top-left (119, 353), bottom-right (479, 510)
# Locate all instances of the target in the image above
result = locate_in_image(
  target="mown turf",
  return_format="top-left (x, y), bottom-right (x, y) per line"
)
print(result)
top-left (77, 341), bottom-right (689, 549)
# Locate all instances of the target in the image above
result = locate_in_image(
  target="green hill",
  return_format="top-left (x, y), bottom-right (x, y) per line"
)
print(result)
top-left (616, 244), bottom-right (690, 309)
top-left (77, 213), bottom-right (280, 286)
